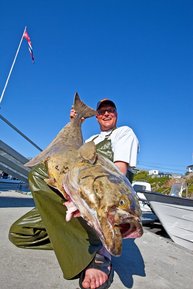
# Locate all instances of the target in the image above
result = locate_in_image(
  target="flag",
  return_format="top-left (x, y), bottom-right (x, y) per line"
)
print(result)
top-left (23, 30), bottom-right (35, 63)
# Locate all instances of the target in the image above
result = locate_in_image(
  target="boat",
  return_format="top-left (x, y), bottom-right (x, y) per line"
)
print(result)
top-left (132, 181), bottom-right (158, 224)
top-left (143, 187), bottom-right (193, 251)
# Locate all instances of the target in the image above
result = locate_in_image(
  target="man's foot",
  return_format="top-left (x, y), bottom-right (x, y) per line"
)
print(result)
top-left (81, 266), bottom-right (109, 289)
top-left (79, 253), bottom-right (114, 289)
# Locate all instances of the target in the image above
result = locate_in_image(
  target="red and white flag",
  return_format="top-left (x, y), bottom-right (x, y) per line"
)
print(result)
top-left (23, 30), bottom-right (35, 63)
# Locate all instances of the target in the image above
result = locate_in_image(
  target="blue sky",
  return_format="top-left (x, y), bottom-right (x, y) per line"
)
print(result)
top-left (0, 0), bottom-right (192, 174)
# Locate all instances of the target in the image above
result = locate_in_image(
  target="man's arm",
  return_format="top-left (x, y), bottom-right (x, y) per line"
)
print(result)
top-left (113, 127), bottom-right (139, 177)
top-left (114, 161), bottom-right (128, 175)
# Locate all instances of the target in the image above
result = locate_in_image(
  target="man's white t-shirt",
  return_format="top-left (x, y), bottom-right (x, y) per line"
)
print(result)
top-left (85, 126), bottom-right (139, 168)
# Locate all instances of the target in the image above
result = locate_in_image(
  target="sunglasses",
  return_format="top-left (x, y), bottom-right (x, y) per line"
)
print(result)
top-left (97, 108), bottom-right (117, 115)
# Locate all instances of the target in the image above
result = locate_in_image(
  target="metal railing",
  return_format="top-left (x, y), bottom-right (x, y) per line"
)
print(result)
top-left (0, 140), bottom-right (30, 183)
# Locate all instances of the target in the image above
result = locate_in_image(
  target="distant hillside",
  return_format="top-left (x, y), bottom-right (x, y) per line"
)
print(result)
top-left (133, 170), bottom-right (193, 198)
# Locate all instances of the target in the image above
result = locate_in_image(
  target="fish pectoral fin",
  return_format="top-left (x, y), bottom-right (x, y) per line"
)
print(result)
top-left (78, 142), bottom-right (97, 164)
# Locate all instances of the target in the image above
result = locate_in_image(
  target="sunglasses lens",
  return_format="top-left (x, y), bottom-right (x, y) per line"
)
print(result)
top-left (98, 108), bottom-right (116, 115)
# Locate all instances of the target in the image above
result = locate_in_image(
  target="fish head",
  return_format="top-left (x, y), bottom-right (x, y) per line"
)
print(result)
top-left (90, 169), bottom-right (143, 255)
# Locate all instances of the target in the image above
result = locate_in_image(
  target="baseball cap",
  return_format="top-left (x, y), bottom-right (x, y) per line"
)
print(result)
top-left (96, 98), bottom-right (116, 111)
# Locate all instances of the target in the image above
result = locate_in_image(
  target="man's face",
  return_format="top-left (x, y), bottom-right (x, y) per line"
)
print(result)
top-left (96, 104), bottom-right (117, 131)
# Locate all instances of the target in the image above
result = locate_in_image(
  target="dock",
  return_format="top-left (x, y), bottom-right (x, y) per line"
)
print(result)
top-left (0, 190), bottom-right (192, 289)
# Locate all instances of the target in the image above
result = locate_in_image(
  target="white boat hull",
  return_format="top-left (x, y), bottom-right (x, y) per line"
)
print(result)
top-left (144, 192), bottom-right (193, 251)
top-left (137, 192), bottom-right (158, 224)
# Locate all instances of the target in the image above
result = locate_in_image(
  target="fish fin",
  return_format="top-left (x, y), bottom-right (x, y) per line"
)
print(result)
top-left (78, 141), bottom-right (97, 164)
top-left (25, 93), bottom-right (95, 168)
top-left (74, 92), bottom-right (97, 119)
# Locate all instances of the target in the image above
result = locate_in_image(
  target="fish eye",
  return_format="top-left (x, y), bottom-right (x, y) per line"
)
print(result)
top-left (119, 199), bottom-right (125, 206)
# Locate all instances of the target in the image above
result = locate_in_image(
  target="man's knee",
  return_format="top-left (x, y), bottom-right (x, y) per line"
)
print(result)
top-left (27, 163), bottom-right (50, 196)
top-left (8, 208), bottom-right (52, 250)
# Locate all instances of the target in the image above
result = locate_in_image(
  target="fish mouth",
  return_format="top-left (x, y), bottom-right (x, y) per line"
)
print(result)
top-left (107, 210), bottom-right (143, 240)
top-left (115, 219), bottom-right (143, 239)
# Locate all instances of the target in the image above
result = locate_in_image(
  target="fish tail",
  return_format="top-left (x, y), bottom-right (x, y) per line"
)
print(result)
top-left (25, 93), bottom-right (95, 168)
top-left (73, 92), bottom-right (96, 119)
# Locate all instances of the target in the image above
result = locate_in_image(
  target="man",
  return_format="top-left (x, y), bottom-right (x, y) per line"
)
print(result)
top-left (70, 98), bottom-right (139, 289)
top-left (9, 98), bottom-right (139, 289)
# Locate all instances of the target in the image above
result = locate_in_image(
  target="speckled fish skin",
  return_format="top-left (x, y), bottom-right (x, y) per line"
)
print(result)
top-left (25, 93), bottom-right (143, 256)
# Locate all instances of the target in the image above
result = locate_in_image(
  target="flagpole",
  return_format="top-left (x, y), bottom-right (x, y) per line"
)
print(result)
top-left (0, 26), bottom-right (27, 105)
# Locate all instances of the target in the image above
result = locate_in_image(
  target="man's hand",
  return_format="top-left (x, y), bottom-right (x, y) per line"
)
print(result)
top-left (70, 107), bottom-right (85, 122)
top-left (63, 200), bottom-right (81, 221)
top-left (70, 107), bottom-right (77, 119)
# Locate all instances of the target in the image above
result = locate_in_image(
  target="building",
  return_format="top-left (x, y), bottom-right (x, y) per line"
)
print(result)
top-left (186, 165), bottom-right (193, 173)
top-left (148, 170), bottom-right (159, 176)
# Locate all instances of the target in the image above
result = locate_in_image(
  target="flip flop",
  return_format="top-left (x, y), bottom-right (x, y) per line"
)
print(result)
top-left (79, 253), bottom-right (114, 289)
